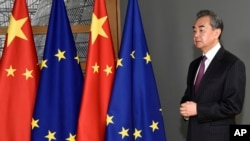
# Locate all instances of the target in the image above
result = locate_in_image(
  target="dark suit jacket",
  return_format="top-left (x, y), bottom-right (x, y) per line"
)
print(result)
top-left (181, 47), bottom-right (246, 141)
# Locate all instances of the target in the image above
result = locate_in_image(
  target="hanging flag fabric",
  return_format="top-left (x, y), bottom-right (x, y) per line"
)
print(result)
top-left (105, 0), bottom-right (167, 141)
top-left (76, 0), bottom-right (116, 140)
top-left (0, 0), bottom-right (40, 140)
top-left (31, 0), bottom-right (83, 140)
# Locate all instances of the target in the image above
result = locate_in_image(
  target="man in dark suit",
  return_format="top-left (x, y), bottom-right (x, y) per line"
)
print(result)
top-left (179, 9), bottom-right (246, 141)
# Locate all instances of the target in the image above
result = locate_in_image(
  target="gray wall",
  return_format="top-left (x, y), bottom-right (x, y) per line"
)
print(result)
top-left (120, 0), bottom-right (250, 141)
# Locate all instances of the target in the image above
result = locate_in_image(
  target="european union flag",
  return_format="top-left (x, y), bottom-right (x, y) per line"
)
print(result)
top-left (31, 0), bottom-right (83, 140)
top-left (105, 0), bottom-right (167, 141)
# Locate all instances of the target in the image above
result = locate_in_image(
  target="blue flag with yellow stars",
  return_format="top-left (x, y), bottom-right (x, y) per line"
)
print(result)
top-left (31, 0), bottom-right (83, 140)
top-left (105, 0), bottom-right (167, 140)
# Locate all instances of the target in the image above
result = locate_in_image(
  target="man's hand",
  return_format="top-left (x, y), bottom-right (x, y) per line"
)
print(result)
top-left (180, 101), bottom-right (197, 118)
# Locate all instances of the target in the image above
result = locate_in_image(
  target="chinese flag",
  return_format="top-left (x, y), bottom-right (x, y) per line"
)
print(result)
top-left (0, 0), bottom-right (39, 140)
top-left (76, 0), bottom-right (115, 140)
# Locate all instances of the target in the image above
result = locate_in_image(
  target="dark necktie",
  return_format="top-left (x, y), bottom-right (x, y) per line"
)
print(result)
top-left (194, 56), bottom-right (207, 93)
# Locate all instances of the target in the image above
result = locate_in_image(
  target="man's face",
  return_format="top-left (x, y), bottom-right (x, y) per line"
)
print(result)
top-left (192, 16), bottom-right (220, 53)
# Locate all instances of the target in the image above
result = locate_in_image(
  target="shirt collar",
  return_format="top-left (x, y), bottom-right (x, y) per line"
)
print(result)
top-left (203, 43), bottom-right (221, 61)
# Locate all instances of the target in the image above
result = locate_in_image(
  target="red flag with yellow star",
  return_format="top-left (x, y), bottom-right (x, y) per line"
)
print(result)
top-left (0, 0), bottom-right (39, 140)
top-left (76, 0), bottom-right (115, 140)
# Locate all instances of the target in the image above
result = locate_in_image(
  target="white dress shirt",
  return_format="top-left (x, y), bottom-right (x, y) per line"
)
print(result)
top-left (194, 43), bottom-right (221, 84)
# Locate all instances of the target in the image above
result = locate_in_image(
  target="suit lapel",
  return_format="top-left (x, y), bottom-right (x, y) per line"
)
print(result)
top-left (195, 47), bottom-right (225, 99)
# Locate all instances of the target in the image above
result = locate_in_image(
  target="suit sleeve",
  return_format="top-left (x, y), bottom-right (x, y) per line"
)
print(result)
top-left (180, 62), bottom-right (196, 104)
top-left (197, 59), bottom-right (246, 121)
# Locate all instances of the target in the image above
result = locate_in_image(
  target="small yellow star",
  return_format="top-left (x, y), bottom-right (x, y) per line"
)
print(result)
top-left (149, 120), bottom-right (159, 132)
top-left (92, 62), bottom-right (99, 73)
top-left (119, 127), bottom-right (129, 139)
top-left (45, 130), bottom-right (56, 141)
top-left (66, 133), bottom-right (76, 141)
top-left (74, 55), bottom-right (80, 64)
top-left (91, 13), bottom-right (108, 44)
top-left (31, 118), bottom-right (39, 130)
top-left (55, 49), bottom-right (66, 61)
top-left (133, 128), bottom-right (142, 140)
top-left (40, 59), bottom-right (48, 70)
top-left (144, 52), bottom-right (151, 64)
top-left (106, 114), bottom-right (114, 125)
top-left (22, 68), bottom-right (33, 80)
top-left (5, 65), bottom-right (16, 77)
top-left (116, 58), bottom-right (123, 68)
top-left (104, 65), bottom-right (112, 76)
top-left (130, 50), bottom-right (135, 59)
top-left (7, 15), bottom-right (28, 46)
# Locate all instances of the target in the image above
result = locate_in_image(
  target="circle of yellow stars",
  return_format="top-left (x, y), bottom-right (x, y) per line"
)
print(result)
top-left (32, 118), bottom-right (77, 141)
top-left (31, 47), bottom-right (80, 141)
top-left (39, 49), bottom-right (80, 70)
top-left (115, 50), bottom-right (152, 69)
top-left (106, 114), bottom-right (160, 140)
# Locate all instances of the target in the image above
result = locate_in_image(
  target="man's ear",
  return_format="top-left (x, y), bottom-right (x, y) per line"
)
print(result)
top-left (214, 28), bottom-right (222, 39)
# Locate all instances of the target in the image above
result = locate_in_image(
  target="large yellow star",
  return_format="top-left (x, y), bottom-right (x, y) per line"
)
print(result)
top-left (143, 52), bottom-right (151, 64)
top-left (45, 130), bottom-right (56, 141)
top-left (31, 118), bottom-right (39, 130)
top-left (149, 120), bottom-right (159, 132)
top-left (22, 68), bottom-right (33, 80)
top-left (7, 15), bottom-right (28, 46)
top-left (106, 114), bottom-right (114, 125)
top-left (5, 65), bottom-right (16, 77)
top-left (66, 133), bottom-right (76, 141)
top-left (119, 127), bottom-right (129, 139)
top-left (55, 49), bottom-right (66, 61)
top-left (90, 13), bottom-right (108, 44)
